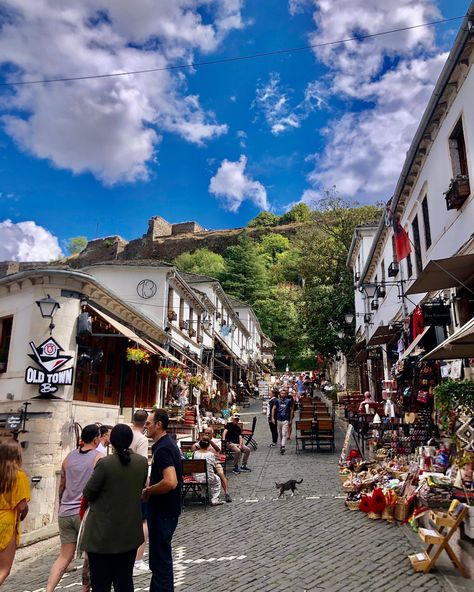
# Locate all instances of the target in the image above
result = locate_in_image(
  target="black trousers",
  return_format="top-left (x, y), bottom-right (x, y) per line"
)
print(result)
top-left (148, 515), bottom-right (179, 592)
top-left (268, 419), bottom-right (278, 444)
top-left (88, 548), bottom-right (136, 592)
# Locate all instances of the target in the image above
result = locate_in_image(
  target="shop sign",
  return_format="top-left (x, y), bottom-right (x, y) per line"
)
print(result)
top-left (25, 337), bottom-right (74, 396)
top-left (6, 414), bottom-right (22, 431)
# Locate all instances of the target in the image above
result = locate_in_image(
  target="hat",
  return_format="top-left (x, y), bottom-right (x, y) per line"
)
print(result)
top-left (231, 414), bottom-right (240, 420)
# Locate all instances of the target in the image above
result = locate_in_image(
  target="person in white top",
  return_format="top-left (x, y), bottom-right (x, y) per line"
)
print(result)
top-left (192, 427), bottom-right (232, 502)
top-left (129, 409), bottom-right (150, 574)
top-left (96, 425), bottom-right (112, 455)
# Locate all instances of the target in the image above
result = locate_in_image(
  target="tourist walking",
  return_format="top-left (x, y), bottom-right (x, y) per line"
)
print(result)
top-left (0, 439), bottom-right (30, 586)
top-left (81, 424), bottom-right (148, 592)
top-left (272, 388), bottom-right (293, 455)
top-left (267, 389), bottom-right (279, 446)
top-left (143, 409), bottom-right (182, 592)
top-left (47, 425), bottom-right (103, 592)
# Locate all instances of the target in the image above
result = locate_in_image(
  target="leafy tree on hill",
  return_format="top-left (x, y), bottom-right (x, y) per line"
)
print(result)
top-left (247, 211), bottom-right (281, 227)
top-left (67, 236), bottom-right (88, 255)
top-left (297, 192), bottom-right (382, 358)
top-left (254, 284), bottom-right (310, 371)
top-left (221, 236), bottom-right (269, 304)
top-left (278, 202), bottom-right (313, 225)
top-left (258, 233), bottom-right (290, 264)
top-left (173, 248), bottom-right (226, 280)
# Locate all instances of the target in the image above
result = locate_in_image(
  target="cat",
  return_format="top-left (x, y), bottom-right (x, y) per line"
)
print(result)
top-left (275, 478), bottom-right (303, 498)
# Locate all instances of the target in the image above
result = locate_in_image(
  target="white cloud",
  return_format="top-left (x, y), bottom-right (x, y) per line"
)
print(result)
top-left (0, 1), bottom-right (242, 184)
top-left (295, 0), bottom-right (447, 202)
top-left (209, 155), bottom-right (268, 212)
top-left (0, 219), bottom-right (63, 261)
top-left (253, 73), bottom-right (325, 135)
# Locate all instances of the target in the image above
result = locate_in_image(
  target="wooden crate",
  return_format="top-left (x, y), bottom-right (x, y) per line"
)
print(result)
top-left (408, 552), bottom-right (430, 572)
top-left (418, 527), bottom-right (444, 545)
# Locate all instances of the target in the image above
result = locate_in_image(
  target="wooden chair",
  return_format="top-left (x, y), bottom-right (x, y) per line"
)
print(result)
top-left (295, 420), bottom-right (316, 454)
top-left (180, 440), bottom-right (197, 455)
top-left (315, 418), bottom-right (335, 452)
top-left (409, 503), bottom-right (469, 577)
top-left (181, 459), bottom-right (209, 507)
top-left (242, 416), bottom-right (258, 449)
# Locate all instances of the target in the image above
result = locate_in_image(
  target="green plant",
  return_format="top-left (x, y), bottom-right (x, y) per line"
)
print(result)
top-left (434, 379), bottom-right (474, 432)
top-left (126, 347), bottom-right (150, 365)
top-left (187, 375), bottom-right (205, 390)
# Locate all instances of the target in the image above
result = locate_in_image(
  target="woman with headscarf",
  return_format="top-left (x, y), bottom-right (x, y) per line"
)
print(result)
top-left (81, 424), bottom-right (148, 592)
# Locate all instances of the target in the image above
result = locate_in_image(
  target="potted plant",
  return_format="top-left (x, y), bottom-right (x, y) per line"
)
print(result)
top-left (187, 375), bottom-right (205, 390)
top-left (126, 347), bottom-right (150, 365)
top-left (434, 379), bottom-right (474, 434)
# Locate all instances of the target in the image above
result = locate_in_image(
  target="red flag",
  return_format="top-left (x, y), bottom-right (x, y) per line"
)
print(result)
top-left (393, 217), bottom-right (411, 262)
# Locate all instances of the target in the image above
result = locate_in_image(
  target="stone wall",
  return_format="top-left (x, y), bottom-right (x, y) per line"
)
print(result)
top-left (148, 216), bottom-right (172, 239)
top-left (171, 221), bottom-right (204, 235)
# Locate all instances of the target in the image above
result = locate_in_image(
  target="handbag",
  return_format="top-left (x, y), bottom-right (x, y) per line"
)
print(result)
top-left (417, 390), bottom-right (429, 404)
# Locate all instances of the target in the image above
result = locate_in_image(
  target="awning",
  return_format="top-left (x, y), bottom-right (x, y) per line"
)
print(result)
top-left (142, 338), bottom-right (185, 366)
top-left (367, 324), bottom-right (397, 346)
top-left (88, 304), bottom-right (157, 354)
top-left (406, 253), bottom-right (474, 295)
top-left (422, 316), bottom-right (474, 360)
top-left (172, 346), bottom-right (206, 370)
top-left (399, 326), bottom-right (431, 360)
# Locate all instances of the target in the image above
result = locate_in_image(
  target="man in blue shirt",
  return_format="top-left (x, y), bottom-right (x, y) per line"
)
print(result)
top-left (143, 409), bottom-right (182, 592)
top-left (271, 388), bottom-right (293, 455)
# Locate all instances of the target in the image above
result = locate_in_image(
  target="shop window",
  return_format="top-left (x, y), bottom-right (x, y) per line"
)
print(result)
top-left (449, 118), bottom-right (469, 177)
top-left (411, 216), bottom-right (423, 274)
top-left (421, 196), bottom-right (432, 250)
top-left (0, 316), bottom-right (13, 373)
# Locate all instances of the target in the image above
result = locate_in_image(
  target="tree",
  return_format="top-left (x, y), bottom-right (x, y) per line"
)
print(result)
top-left (296, 192), bottom-right (382, 358)
top-left (247, 211), bottom-right (281, 228)
top-left (67, 236), bottom-right (88, 255)
top-left (259, 233), bottom-right (290, 264)
top-left (278, 203), bottom-right (313, 225)
top-left (221, 236), bottom-right (269, 305)
top-left (254, 285), bottom-right (311, 370)
top-left (173, 248), bottom-right (226, 280)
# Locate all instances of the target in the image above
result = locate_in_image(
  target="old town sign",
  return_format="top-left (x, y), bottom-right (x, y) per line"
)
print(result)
top-left (25, 337), bottom-right (74, 398)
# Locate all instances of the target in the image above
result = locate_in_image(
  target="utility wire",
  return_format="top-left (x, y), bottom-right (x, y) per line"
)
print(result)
top-left (0, 15), bottom-right (464, 87)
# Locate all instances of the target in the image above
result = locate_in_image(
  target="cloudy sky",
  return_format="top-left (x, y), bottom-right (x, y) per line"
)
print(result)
top-left (0, 0), bottom-right (470, 260)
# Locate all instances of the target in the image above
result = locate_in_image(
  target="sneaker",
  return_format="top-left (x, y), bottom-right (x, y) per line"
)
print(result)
top-left (280, 446), bottom-right (286, 455)
top-left (210, 500), bottom-right (224, 506)
top-left (133, 560), bottom-right (149, 574)
top-left (240, 466), bottom-right (252, 472)
top-left (269, 443), bottom-right (276, 447)
top-left (232, 466), bottom-right (241, 474)
top-left (225, 493), bottom-right (233, 502)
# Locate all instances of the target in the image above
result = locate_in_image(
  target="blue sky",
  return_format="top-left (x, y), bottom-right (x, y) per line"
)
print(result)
top-left (0, 0), bottom-right (470, 260)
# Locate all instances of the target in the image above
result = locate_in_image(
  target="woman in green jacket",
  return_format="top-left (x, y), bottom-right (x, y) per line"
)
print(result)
top-left (81, 423), bottom-right (148, 592)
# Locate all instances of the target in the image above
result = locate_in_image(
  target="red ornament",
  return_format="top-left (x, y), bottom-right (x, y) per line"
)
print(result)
top-left (359, 496), bottom-right (371, 513)
top-left (369, 488), bottom-right (386, 514)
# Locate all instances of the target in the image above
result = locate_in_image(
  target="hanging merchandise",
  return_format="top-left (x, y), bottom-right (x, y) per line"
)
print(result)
top-left (411, 306), bottom-right (425, 341)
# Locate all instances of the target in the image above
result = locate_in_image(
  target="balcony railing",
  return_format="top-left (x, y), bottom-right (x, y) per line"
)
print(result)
top-left (444, 174), bottom-right (470, 211)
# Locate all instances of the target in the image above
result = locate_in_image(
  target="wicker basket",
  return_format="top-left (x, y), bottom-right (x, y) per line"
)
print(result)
top-left (382, 506), bottom-right (395, 522)
top-left (343, 482), bottom-right (361, 493)
top-left (367, 511), bottom-right (381, 520)
top-left (340, 474), bottom-right (350, 484)
top-left (345, 500), bottom-right (360, 511)
top-left (394, 499), bottom-right (412, 522)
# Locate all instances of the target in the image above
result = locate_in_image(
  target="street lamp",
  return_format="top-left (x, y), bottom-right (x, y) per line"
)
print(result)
top-left (359, 283), bottom-right (378, 299)
top-left (36, 294), bottom-right (60, 334)
top-left (344, 313), bottom-right (354, 324)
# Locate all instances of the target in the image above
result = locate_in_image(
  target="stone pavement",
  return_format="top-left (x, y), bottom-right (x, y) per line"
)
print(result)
top-left (6, 400), bottom-right (472, 592)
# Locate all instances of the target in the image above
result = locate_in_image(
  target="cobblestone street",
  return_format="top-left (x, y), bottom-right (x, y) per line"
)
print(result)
top-left (6, 401), bottom-right (472, 592)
